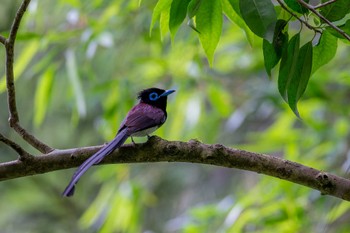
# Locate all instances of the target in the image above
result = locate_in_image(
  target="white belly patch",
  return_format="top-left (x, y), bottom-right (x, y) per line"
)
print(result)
top-left (131, 126), bottom-right (159, 137)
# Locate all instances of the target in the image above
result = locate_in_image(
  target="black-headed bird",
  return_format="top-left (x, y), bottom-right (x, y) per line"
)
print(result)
top-left (62, 87), bottom-right (175, 197)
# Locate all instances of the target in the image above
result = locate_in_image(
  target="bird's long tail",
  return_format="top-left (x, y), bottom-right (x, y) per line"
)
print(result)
top-left (62, 128), bottom-right (129, 197)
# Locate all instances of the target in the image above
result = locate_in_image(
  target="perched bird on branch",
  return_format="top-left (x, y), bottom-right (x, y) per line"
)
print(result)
top-left (62, 88), bottom-right (175, 197)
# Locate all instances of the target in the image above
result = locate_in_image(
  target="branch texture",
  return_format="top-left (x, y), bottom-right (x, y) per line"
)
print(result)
top-left (1, 136), bottom-right (350, 201)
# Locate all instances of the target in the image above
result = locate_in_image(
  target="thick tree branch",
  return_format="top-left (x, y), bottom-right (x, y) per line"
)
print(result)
top-left (2, 0), bottom-right (53, 154)
top-left (0, 136), bottom-right (350, 201)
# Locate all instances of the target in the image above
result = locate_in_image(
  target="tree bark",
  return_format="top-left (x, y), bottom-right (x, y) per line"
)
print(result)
top-left (1, 136), bottom-right (350, 201)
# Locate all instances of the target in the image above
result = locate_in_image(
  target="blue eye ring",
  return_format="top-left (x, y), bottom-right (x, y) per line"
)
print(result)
top-left (149, 92), bottom-right (159, 101)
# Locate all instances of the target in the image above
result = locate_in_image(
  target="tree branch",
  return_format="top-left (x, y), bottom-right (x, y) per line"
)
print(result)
top-left (314, 0), bottom-right (337, 10)
top-left (3, 0), bottom-right (53, 154)
top-left (297, 0), bottom-right (350, 42)
top-left (276, 0), bottom-right (321, 34)
top-left (1, 136), bottom-right (350, 201)
top-left (0, 132), bottom-right (32, 159)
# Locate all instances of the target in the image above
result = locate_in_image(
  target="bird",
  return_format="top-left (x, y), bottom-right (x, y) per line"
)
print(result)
top-left (62, 87), bottom-right (175, 197)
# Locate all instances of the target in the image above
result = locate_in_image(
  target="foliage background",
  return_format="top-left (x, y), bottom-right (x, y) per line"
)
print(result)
top-left (1, 0), bottom-right (350, 232)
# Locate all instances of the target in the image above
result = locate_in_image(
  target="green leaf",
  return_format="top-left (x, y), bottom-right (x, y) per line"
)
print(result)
top-left (312, 30), bottom-right (337, 74)
top-left (187, 0), bottom-right (202, 18)
top-left (196, 0), bottom-right (222, 66)
top-left (169, 0), bottom-right (192, 39)
top-left (65, 49), bottom-right (86, 117)
top-left (263, 40), bottom-right (278, 77)
top-left (228, 0), bottom-right (241, 17)
top-left (160, 8), bottom-right (170, 40)
top-left (150, 0), bottom-right (173, 35)
top-left (278, 33), bottom-right (300, 100)
top-left (263, 19), bottom-right (288, 77)
top-left (0, 40), bottom-right (40, 93)
top-left (320, 0), bottom-right (350, 22)
top-left (222, 0), bottom-right (255, 45)
top-left (287, 41), bottom-right (313, 117)
top-left (34, 65), bottom-right (55, 126)
top-left (239, 0), bottom-right (277, 42)
top-left (326, 19), bottom-right (350, 39)
top-left (284, 0), bottom-right (309, 14)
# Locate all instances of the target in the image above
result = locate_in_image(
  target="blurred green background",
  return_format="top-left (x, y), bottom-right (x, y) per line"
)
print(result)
top-left (1, 0), bottom-right (350, 232)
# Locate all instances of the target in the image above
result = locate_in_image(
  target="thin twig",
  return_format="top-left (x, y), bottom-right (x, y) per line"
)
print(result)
top-left (276, 0), bottom-right (321, 34)
top-left (4, 0), bottom-right (53, 154)
top-left (0, 132), bottom-right (32, 160)
top-left (297, 0), bottom-right (350, 42)
top-left (5, 0), bottom-right (32, 122)
top-left (314, 0), bottom-right (337, 10)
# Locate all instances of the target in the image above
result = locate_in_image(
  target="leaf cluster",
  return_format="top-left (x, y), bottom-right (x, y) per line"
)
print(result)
top-left (151, 0), bottom-right (349, 116)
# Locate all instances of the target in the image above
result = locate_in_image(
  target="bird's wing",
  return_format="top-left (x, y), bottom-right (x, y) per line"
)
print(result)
top-left (119, 103), bottom-right (166, 134)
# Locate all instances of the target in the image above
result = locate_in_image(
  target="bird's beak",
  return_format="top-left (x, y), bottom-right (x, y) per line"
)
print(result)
top-left (160, 89), bottom-right (176, 97)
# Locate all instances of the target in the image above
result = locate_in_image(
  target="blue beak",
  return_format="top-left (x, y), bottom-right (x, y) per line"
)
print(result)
top-left (160, 89), bottom-right (176, 97)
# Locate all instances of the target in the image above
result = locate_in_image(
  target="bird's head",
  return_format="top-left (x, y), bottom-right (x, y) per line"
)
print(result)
top-left (138, 88), bottom-right (175, 111)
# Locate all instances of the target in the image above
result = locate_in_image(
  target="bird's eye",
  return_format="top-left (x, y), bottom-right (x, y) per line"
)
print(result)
top-left (149, 92), bottom-right (159, 101)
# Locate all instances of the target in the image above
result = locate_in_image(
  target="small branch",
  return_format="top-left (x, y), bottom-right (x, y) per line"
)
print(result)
top-left (0, 132), bottom-right (32, 160)
top-left (4, 0), bottom-right (53, 154)
top-left (0, 137), bottom-right (350, 201)
top-left (314, 0), bottom-right (337, 10)
top-left (276, 0), bottom-right (321, 34)
top-left (7, 0), bottom-right (32, 47)
top-left (5, 0), bottom-right (32, 122)
top-left (11, 123), bottom-right (53, 153)
top-left (297, 0), bottom-right (350, 42)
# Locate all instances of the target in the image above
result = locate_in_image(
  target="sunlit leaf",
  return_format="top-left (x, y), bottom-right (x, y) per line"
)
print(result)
top-left (169, 0), bottom-right (192, 39)
top-left (222, 0), bottom-right (255, 45)
top-left (196, 0), bottom-right (223, 66)
top-left (239, 0), bottom-right (277, 42)
top-left (312, 30), bottom-right (337, 74)
top-left (278, 33), bottom-right (300, 100)
top-left (150, 0), bottom-right (172, 35)
top-left (34, 65), bottom-right (55, 126)
top-left (160, 8), bottom-right (170, 40)
top-left (0, 40), bottom-right (40, 92)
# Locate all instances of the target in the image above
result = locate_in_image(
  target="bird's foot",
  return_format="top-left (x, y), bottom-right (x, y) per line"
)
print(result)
top-left (131, 137), bottom-right (136, 145)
